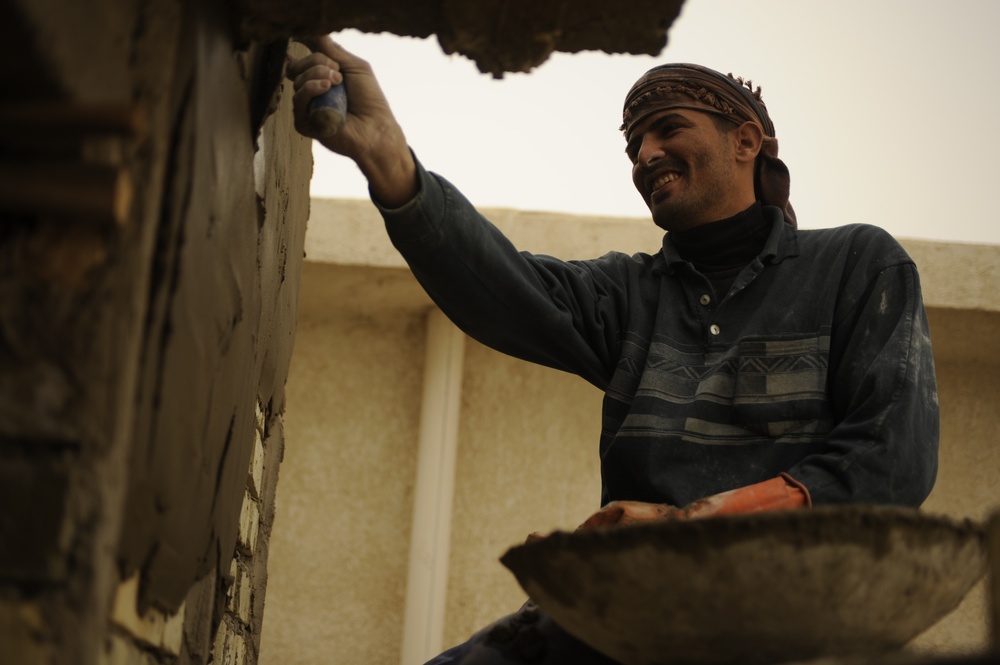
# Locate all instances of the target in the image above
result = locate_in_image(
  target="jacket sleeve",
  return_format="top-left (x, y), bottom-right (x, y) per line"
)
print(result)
top-left (377, 158), bottom-right (628, 390)
top-left (787, 248), bottom-right (939, 507)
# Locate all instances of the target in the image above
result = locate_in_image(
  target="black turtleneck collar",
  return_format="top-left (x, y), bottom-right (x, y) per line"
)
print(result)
top-left (669, 202), bottom-right (770, 273)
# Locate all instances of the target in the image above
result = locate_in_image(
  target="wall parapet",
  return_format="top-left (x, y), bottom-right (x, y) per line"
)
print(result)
top-left (307, 197), bottom-right (1000, 313)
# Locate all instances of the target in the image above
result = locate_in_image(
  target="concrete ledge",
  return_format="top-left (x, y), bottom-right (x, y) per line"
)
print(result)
top-left (306, 197), bottom-right (1000, 312)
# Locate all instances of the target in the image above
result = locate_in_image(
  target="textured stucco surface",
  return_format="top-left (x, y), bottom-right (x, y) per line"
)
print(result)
top-left (260, 265), bottom-right (427, 665)
top-left (444, 339), bottom-right (603, 646)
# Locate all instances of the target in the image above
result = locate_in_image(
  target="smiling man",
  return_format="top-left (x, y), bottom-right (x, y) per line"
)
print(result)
top-left (288, 41), bottom-right (939, 665)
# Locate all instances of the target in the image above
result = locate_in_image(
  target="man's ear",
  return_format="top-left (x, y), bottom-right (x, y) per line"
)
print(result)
top-left (733, 121), bottom-right (764, 163)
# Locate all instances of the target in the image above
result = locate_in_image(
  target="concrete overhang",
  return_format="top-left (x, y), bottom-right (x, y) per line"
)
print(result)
top-left (235, 0), bottom-right (685, 77)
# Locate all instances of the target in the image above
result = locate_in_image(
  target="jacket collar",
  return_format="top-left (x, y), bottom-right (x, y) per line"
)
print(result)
top-left (658, 205), bottom-right (799, 273)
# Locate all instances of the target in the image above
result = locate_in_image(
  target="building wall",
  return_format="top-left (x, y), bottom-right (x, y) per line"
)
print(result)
top-left (910, 308), bottom-right (1000, 655)
top-left (0, 3), bottom-right (313, 664)
top-left (261, 263), bottom-right (427, 665)
top-left (444, 339), bottom-right (604, 645)
top-left (262, 202), bottom-right (1000, 664)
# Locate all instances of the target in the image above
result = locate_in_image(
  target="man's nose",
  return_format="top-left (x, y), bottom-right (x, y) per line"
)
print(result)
top-left (637, 137), bottom-right (664, 167)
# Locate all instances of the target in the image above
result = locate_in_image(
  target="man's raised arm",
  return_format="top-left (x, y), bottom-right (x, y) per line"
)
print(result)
top-left (286, 36), bottom-right (418, 208)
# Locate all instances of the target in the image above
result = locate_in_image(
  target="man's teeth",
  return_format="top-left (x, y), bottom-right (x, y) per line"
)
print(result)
top-left (653, 173), bottom-right (679, 190)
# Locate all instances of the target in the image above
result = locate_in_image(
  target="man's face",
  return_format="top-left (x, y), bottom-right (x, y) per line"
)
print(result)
top-left (626, 109), bottom-right (743, 232)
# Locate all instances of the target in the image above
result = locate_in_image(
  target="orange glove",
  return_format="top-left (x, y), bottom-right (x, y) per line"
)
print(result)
top-left (577, 473), bottom-right (811, 531)
top-left (680, 472), bottom-right (811, 519)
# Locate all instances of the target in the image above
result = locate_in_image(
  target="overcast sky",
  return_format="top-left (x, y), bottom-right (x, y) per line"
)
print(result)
top-left (310, 0), bottom-right (1000, 245)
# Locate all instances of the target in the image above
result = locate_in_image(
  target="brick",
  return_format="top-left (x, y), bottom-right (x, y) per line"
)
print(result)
top-left (226, 559), bottom-right (239, 614)
top-left (255, 400), bottom-right (265, 434)
top-left (212, 621), bottom-right (247, 665)
top-left (237, 566), bottom-right (251, 624)
top-left (248, 429), bottom-right (264, 499)
top-left (237, 492), bottom-right (259, 556)
top-left (226, 630), bottom-right (247, 665)
top-left (225, 559), bottom-right (252, 624)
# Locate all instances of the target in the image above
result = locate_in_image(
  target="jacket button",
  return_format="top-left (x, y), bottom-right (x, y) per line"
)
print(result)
top-left (709, 324), bottom-right (721, 335)
top-left (699, 294), bottom-right (711, 306)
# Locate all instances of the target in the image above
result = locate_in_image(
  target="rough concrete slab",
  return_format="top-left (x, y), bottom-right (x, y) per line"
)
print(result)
top-left (501, 506), bottom-right (987, 665)
top-left (234, 0), bottom-right (685, 76)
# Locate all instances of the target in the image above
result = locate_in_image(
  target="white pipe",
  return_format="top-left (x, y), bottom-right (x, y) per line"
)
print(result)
top-left (400, 308), bottom-right (466, 665)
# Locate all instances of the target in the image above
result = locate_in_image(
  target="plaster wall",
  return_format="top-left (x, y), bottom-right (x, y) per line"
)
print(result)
top-left (0, 2), bottom-right (313, 663)
top-left (263, 201), bottom-right (1000, 664)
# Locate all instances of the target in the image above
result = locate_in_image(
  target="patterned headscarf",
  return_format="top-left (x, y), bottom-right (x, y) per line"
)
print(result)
top-left (621, 63), bottom-right (795, 227)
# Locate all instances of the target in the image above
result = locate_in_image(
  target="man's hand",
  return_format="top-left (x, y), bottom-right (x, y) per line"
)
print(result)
top-left (286, 36), bottom-right (418, 208)
top-left (577, 501), bottom-right (683, 530)
top-left (576, 475), bottom-right (811, 532)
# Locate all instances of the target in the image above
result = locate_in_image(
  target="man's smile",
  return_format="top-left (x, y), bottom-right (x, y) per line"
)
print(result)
top-left (651, 171), bottom-right (680, 192)
top-left (645, 168), bottom-right (683, 201)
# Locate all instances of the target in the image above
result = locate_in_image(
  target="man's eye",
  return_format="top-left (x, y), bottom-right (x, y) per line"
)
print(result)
top-left (625, 142), bottom-right (639, 163)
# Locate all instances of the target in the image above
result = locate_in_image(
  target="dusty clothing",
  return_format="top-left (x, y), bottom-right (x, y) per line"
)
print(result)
top-left (424, 602), bottom-right (618, 665)
top-left (379, 159), bottom-right (939, 509)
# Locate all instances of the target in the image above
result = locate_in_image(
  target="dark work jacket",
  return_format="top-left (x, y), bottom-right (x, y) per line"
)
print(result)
top-left (379, 160), bottom-right (939, 508)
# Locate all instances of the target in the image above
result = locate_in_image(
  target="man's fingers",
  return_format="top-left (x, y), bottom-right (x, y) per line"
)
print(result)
top-left (291, 79), bottom-right (337, 136)
top-left (293, 79), bottom-right (333, 108)
top-left (286, 52), bottom-right (339, 81)
top-left (293, 64), bottom-right (340, 92)
top-left (577, 504), bottom-right (624, 531)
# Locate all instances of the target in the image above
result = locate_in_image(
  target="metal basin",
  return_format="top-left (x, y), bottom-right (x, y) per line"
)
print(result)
top-left (500, 506), bottom-right (986, 665)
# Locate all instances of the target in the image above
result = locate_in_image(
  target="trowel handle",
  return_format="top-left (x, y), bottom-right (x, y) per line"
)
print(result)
top-left (308, 82), bottom-right (347, 137)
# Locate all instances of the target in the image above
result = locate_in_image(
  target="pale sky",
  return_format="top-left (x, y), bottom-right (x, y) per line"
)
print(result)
top-left (310, 0), bottom-right (1000, 245)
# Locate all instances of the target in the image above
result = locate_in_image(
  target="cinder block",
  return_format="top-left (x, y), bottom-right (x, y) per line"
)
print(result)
top-left (237, 492), bottom-right (259, 555)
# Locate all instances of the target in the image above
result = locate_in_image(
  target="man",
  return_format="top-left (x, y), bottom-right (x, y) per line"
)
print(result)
top-left (288, 38), bottom-right (939, 664)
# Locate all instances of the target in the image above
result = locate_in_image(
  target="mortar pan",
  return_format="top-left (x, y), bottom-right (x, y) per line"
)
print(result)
top-left (500, 505), bottom-right (986, 665)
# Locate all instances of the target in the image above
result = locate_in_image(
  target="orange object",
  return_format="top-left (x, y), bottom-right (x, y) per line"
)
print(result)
top-left (683, 473), bottom-right (811, 519)
top-left (577, 474), bottom-right (811, 531)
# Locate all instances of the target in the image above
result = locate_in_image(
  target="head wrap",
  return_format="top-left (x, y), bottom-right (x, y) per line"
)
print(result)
top-left (621, 63), bottom-right (795, 227)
